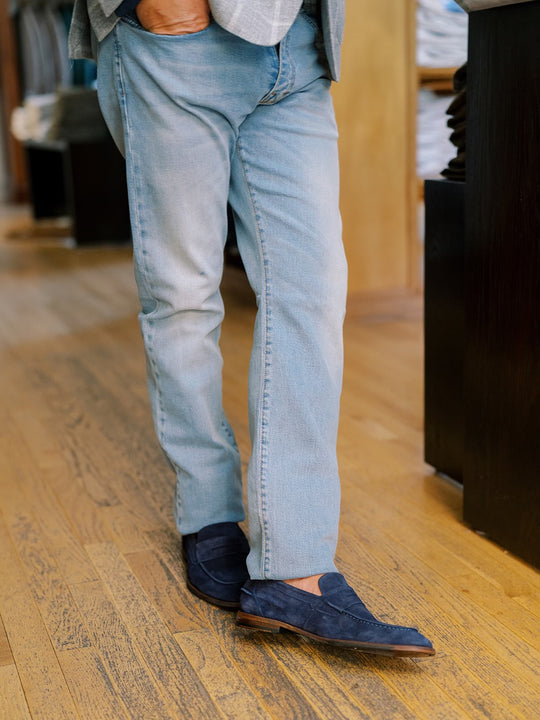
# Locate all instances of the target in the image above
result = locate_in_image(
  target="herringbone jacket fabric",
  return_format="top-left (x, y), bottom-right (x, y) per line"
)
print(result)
top-left (68, 0), bottom-right (345, 80)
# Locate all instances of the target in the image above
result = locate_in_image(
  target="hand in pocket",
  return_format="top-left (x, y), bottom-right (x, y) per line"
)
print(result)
top-left (135, 0), bottom-right (211, 35)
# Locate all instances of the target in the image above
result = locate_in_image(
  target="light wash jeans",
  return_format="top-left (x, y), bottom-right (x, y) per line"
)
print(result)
top-left (96, 8), bottom-right (348, 579)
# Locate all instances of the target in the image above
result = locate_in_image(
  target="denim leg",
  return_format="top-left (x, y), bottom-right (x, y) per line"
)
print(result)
top-left (95, 21), bottom-right (265, 533)
top-left (229, 17), bottom-right (348, 579)
top-left (95, 12), bottom-right (346, 573)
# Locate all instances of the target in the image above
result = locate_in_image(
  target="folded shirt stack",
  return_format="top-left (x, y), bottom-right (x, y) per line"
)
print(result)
top-left (417, 89), bottom-right (457, 179)
top-left (441, 64), bottom-right (467, 181)
top-left (416, 1), bottom-right (468, 180)
top-left (416, 0), bottom-right (468, 68)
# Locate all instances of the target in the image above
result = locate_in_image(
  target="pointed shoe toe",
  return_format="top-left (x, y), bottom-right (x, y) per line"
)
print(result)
top-left (237, 573), bottom-right (435, 657)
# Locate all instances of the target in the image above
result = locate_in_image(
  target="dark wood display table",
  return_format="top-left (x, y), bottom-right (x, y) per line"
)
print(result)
top-left (26, 138), bottom-right (131, 246)
top-left (425, 0), bottom-right (540, 568)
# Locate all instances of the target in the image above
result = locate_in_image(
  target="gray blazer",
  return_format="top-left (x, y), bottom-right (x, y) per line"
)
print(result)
top-left (69, 0), bottom-right (345, 80)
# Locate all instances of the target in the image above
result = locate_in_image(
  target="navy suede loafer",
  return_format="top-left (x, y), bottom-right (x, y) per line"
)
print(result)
top-left (182, 522), bottom-right (250, 609)
top-left (237, 573), bottom-right (435, 657)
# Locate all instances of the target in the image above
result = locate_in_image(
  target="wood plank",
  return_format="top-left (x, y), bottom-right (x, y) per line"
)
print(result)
top-left (0, 435), bottom-right (92, 651)
top-left (173, 629), bottom-right (270, 720)
top-left (64, 338), bottom-right (174, 520)
top-left (233, 632), bottom-right (374, 720)
top-left (339, 446), bottom-right (540, 621)
top-left (0, 665), bottom-right (32, 720)
top-left (127, 547), bottom-right (326, 719)
top-left (212, 613), bottom-right (324, 720)
top-left (338, 324), bottom-right (540, 603)
top-left (91, 544), bottom-right (264, 720)
top-left (69, 581), bottom-right (177, 720)
top-left (146, 527), bottom-right (188, 588)
top-left (0, 259), bottom-right (136, 347)
top-left (6, 408), bottom-right (104, 582)
top-left (85, 543), bottom-right (174, 630)
top-left (125, 548), bottom-right (211, 634)
top-left (396, 521), bottom-right (540, 646)
top-left (0, 519), bottom-right (80, 720)
top-left (1, 369), bottom-right (113, 548)
top-left (263, 634), bottom-right (466, 720)
top-left (18, 351), bottom-right (171, 544)
top-left (6, 513), bottom-right (92, 652)
top-left (45, 465), bottom-right (113, 548)
top-left (207, 555), bottom-right (426, 720)
top-left (57, 648), bottom-right (132, 720)
top-left (83, 543), bottom-right (224, 719)
top-left (98, 504), bottom-right (154, 554)
top-left (18, 360), bottom-right (121, 510)
top-left (9, 352), bottom-right (165, 552)
top-left (36, 350), bottom-right (171, 523)
top-left (286, 645), bottom-right (419, 720)
top-left (337, 515), bottom-right (540, 719)
top-left (319, 562), bottom-right (525, 720)
top-left (133, 624), bottom-right (228, 720)
top-left (0, 616), bottom-right (14, 667)
top-left (0, 287), bottom-right (68, 347)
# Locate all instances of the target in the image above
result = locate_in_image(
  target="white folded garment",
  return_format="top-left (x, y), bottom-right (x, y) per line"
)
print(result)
top-left (416, 0), bottom-right (468, 68)
top-left (417, 90), bottom-right (456, 179)
top-left (10, 94), bottom-right (56, 142)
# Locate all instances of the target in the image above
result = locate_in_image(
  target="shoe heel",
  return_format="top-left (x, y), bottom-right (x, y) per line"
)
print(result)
top-left (237, 612), bottom-right (281, 633)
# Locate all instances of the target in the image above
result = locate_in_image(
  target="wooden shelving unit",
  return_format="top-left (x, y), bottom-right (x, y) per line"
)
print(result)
top-left (418, 66), bottom-right (458, 92)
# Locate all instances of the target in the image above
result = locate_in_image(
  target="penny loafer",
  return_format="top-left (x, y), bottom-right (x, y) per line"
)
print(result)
top-left (237, 572), bottom-right (435, 657)
top-left (182, 522), bottom-right (250, 609)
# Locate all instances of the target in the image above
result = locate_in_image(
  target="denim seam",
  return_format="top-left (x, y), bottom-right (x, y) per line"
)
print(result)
top-left (235, 137), bottom-right (272, 578)
top-left (113, 27), bottom-right (169, 461)
top-left (298, 8), bottom-right (320, 33)
top-left (280, 30), bottom-right (296, 96)
top-left (260, 33), bottom-right (295, 105)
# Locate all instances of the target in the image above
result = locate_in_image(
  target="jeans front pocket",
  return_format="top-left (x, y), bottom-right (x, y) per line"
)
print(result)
top-left (120, 12), bottom-right (214, 40)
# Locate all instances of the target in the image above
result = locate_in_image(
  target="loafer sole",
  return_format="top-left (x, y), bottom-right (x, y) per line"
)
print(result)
top-left (186, 577), bottom-right (241, 610)
top-left (236, 611), bottom-right (436, 657)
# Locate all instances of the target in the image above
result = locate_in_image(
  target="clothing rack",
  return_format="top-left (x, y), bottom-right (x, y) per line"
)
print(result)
top-left (0, 0), bottom-right (97, 199)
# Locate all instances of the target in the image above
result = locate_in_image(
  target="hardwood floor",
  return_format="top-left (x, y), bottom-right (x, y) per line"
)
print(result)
top-left (0, 208), bottom-right (538, 720)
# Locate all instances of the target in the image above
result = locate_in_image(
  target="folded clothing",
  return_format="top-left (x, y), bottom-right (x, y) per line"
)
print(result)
top-left (417, 0), bottom-right (468, 68)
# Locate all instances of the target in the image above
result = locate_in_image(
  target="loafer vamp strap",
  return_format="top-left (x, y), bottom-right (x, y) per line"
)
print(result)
top-left (324, 586), bottom-right (377, 621)
top-left (195, 536), bottom-right (249, 563)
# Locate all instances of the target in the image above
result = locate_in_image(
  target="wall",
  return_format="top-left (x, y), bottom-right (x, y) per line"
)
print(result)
top-left (333, 0), bottom-right (417, 294)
